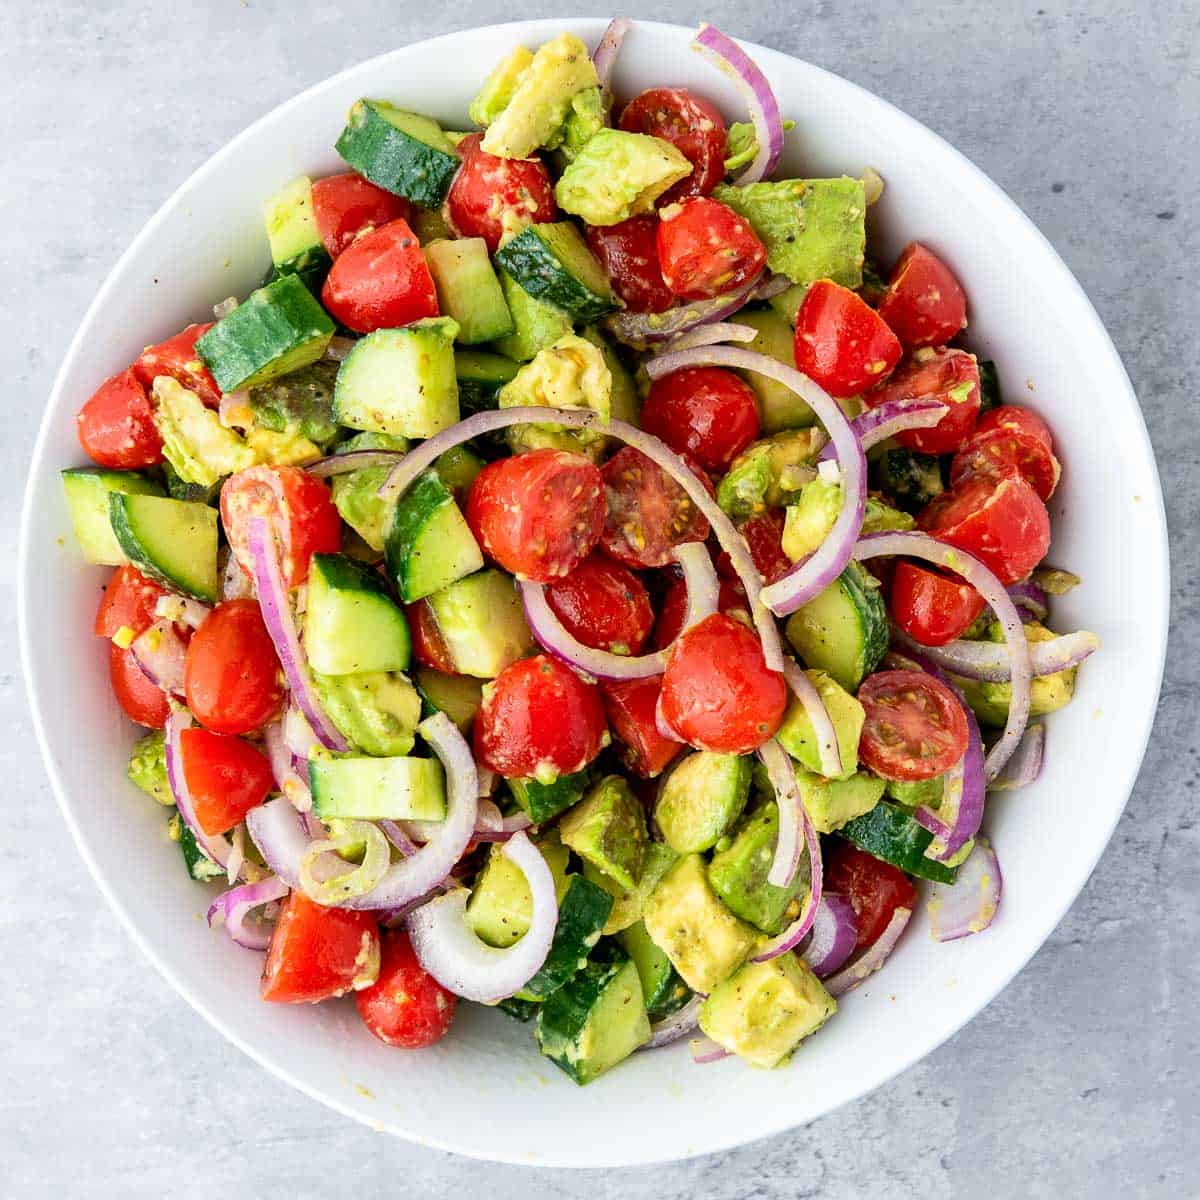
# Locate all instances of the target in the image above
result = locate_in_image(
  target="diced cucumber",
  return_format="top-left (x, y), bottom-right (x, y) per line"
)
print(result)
top-left (467, 835), bottom-right (571, 948)
top-left (535, 943), bottom-right (651, 1085)
top-left (494, 223), bottom-right (616, 322)
top-left (196, 274), bottom-right (334, 393)
top-left (509, 768), bottom-right (590, 823)
top-left (497, 996), bottom-right (540, 1022)
top-left (425, 569), bottom-right (534, 678)
top-left (61, 468), bottom-right (164, 565)
top-left (329, 431), bottom-right (407, 552)
top-left (303, 553), bottom-right (411, 676)
top-left (839, 801), bottom-right (958, 884)
top-left (871, 445), bottom-right (945, 510)
top-left (414, 665), bottom-right (484, 732)
top-left (433, 444), bottom-right (485, 504)
top-left (333, 318), bottom-right (460, 438)
top-left (108, 493), bottom-right (218, 601)
top-left (655, 752), bottom-right (752, 854)
top-left (163, 462), bottom-right (222, 506)
top-left (455, 348), bottom-right (520, 416)
top-left (384, 470), bottom-right (482, 603)
top-left (491, 270), bottom-right (572, 362)
top-left (515, 874), bottom-right (614, 1001)
top-left (262, 174), bottom-right (331, 287)
top-left (784, 562), bottom-right (888, 693)
top-left (423, 239), bottom-right (514, 344)
top-left (309, 755), bottom-right (446, 822)
top-left (410, 205), bottom-right (455, 245)
top-left (978, 360), bottom-right (1001, 413)
top-left (583, 842), bottom-right (678, 936)
top-left (335, 100), bottom-right (460, 209)
top-left (178, 822), bottom-right (224, 882)
top-left (617, 919), bottom-right (691, 1017)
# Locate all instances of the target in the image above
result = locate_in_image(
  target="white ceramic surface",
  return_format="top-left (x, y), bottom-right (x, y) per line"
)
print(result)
top-left (19, 18), bottom-right (1168, 1168)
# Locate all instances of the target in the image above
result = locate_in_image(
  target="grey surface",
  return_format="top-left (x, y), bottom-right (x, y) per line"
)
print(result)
top-left (2, 1), bottom-right (1196, 1196)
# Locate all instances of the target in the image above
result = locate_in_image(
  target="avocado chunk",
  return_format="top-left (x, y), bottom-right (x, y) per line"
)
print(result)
top-left (469, 45), bottom-right (534, 126)
top-left (127, 731), bottom-right (171, 806)
top-left (953, 621), bottom-right (1078, 727)
top-left (777, 669), bottom-right (863, 780)
top-left (716, 427), bottom-right (826, 520)
top-left (861, 494), bottom-right (916, 533)
top-left (466, 832), bottom-right (571, 948)
top-left (642, 854), bottom-right (759, 993)
top-left (558, 86), bottom-right (605, 162)
top-left (559, 774), bottom-right (647, 891)
top-left (580, 326), bottom-right (639, 425)
top-left (699, 953), bottom-right (836, 1069)
top-left (886, 774), bottom-right (944, 811)
top-left (152, 377), bottom-right (257, 488)
top-left (617, 919), bottom-right (691, 1016)
top-left (782, 476), bottom-right (844, 562)
top-left (248, 359), bottom-right (340, 448)
top-left (555, 129), bottom-right (692, 226)
top-left (311, 670), bottom-right (422, 756)
top-left (798, 765), bottom-right (885, 835)
top-left (329, 432), bottom-right (408, 553)
top-left (654, 751), bottom-right (752, 854)
top-left (730, 310), bottom-right (821, 433)
top-left (708, 801), bottom-right (809, 934)
top-left (582, 841), bottom-right (679, 935)
top-left (712, 177), bottom-right (866, 288)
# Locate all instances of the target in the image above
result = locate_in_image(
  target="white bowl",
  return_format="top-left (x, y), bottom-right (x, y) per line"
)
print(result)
top-left (20, 18), bottom-right (1168, 1168)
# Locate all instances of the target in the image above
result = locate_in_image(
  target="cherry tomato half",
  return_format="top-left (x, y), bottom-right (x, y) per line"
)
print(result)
top-left (179, 726), bottom-right (275, 836)
top-left (857, 669), bottom-right (969, 782)
top-left (76, 368), bottom-right (163, 470)
top-left (824, 842), bottom-right (918, 950)
top-left (133, 323), bottom-right (222, 408)
top-left (657, 197), bottom-right (767, 300)
top-left (653, 573), bottom-right (748, 650)
top-left (584, 217), bottom-right (673, 314)
top-left (601, 675), bottom-right (684, 779)
top-left (793, 279), bottom-right (903, 399)
top-left (862, 347), bottom-right (981, 456)
top-left (357, 930), bottom-right (457, 1048)
top-left (312, 172), bottom-right (412, 258)
top-left (544, 554), bottom-right (654, 656)
top-left (94, 565), bottom-right (170, 639)
top-left (660, 612), bottom-right (787, 753)
top-left (713, 509), bottom-right (791, 587)
top-left (466, 449), bottom-right (606, 583)
top-left (108, 642), bottom-right (170, 728)
top-left (474, 654), bottom-right (608, 780)
top-left (642, 366), bottom-right (761, 472)
top-left (877, 242), bottom-right (968, 349)
top-left (975, 404), bottom-right (1054, 451)
top-left (321, 218), bottom-right (439, 333)
top-left (618, 87), bottom-right (728, 205)
top-left (951, 427), bottom-right (1061, 501)
top-left (890, 560), bottom-right (986, 647)
top-left (405, 599), bottom-right (456, 674)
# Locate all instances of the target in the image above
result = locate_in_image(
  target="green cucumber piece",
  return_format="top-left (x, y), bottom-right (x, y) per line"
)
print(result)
top-left (467, 835), bottom-right (571, 948)
top-left (515, 874), bottom-right (614, 1001)
top-left (616, 919), bottom-right (691, 1016)
top-left (178, 821), bottom-right (225, 882)
top-left (491, 270), bottom-right (572, 363)
top-left (61, 468), bottom-right (164, 565)
top-left (494, 223), bottom-right (616, 322)
top-left (509, 768), bottom-right (590, 824)
top-left (497, 996), bottom-right (540, 1023)
top-left (425, 569), bottom-right (534, 678)
top-left (455, 348), bottom-right (521, 416)
top-left (423, 239), bottom-right (514, 344)
top-left (978, 360), bottom-right (1001, 413)
top-left (163, 462), bottom-right (222, 506)
top-left (262, 174), bottom-right (331, 288)
top-left (414, 666), bottom-right (484, 732)
top-left (309, 755), bottom-right (446, 822)
top-left (384, 470), bottom-right (483, 602)
top-left (839, 801), bottom-right (959, 884)
top-left (871, 445), bottom-right (945, 510)
top-left (107, 493), bottom-right (218, 600)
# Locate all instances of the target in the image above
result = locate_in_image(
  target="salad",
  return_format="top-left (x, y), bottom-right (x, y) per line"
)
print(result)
top-left (61, 19), bottom-right (1099, 1081)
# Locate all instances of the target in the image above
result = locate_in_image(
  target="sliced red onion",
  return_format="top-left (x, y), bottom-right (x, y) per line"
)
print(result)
top-left (800, 894), bottom-right (858, 979)
top-left (246, 516), bottom-right (348, 752)
top-left (305, 450), bottom-right (407, 478)
top-left (407, 830), bottom-right (557, 1003)
top-left (380, 882), bottom-right (457, 928)
top-left (893, 626), bottom-right (1098, 684)
top-left (501, 810), bottom-right (533, 834)
top-left (164, 707), bottom-right (233, 872)
top-left (689, 1036), bottom-right (729, 1064)
top-left (263, 718), bottom-right (311, 809)
top-left (852, 532), bottom-right (1030, 781)
top-left (218, 390), bottom-right (253, 430)
top-left (642, 994), bottom-right (704, 1050)
top-left (781, 659), bottom-right (842, 778)
top-left (226, 822), bottom-right (247, 886)
top-left (206, 875), bottom-right (289, 951)
top-left (379, 818), bottom-right (420, 857)
top-left (477, 767), bottom-right (497, 798)
top-left (749, 273), bottom-right (793, 302)
top-left (219, 545), bottom-right (255, 601)
top-left (692, 23), bottom-right (784, 185)
top-left (604, 271), bottom-right (765, 348)
top-left (988, 723), bottom-right (1045, 792)
top-left (929, 839), bottom-right (1002, 942)
top-left (520, 542), bottom-right (718, 681)
top-left (154, 593), bottom-right (212, 629)
top-left (823, 905), bottom-right (913, 998)
top-left (283, 702), bottom-right (320, 762)
top-left (658, 321), bottom-right (757, 356)
top-left (130, 619), bottom-right (188, 697)
top-left (592, 15), bottom-right (631, 94)
top-left (816, 397), bottom-right (950, 462)
top-left (375, 406), bottom-right (785, 672)
top-left (323, 335), bottom-right (357, 362)
top-left (1006, 580), bottom-right (1049, 621)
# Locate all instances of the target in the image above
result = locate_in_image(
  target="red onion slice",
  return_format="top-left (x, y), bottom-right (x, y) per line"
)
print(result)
top-left (781, 659), bottom-right (842, 778)
top-left (153, 594), bottom-right (212, 630)
top-left (654, 690), bottom-right (687, 744)
top-left (929, 839), bottom-right (1002, 941)
top-left (988, 723), bottom-right (1045, 792)
top-left (748, 273), bottom-right (793, 302)
top-left (305, 450), bottom-right (407, 478)
top-left (206, 875), bottom-right (289, 951)
top-left (407, 830), bottom-right (557, 1003)
top-left (800, 894), bottom-right (858, 979)
top-left (893, 626), bottom-right (1098, 683)
top-left (263, 718), bottom-right (312, 809)
top-left (604, 271), bottom-right (765, 347)
top-left (658, 321), bottom-right (757, 356)
top-left (642, 994), bottom-right (704, 1050)
top-left (1006, 580), bottom-right (1049, 621)
top-left (592, 15), bottom-right (631, 93)
top-left (164, 707), bottom-right (233, 872)
top-left (130, 619), bottom-right (188, 697)
top-left (379, 818), bottom-right (420, 857)
top-left (692, 23), bottom-right (784, 185)
top-left (817, 397), bottom-right (950, 461)
top-left (246, 516), bottom-right (349, 752)
top-left (823, 905), bottom-right (913, 998)
top-left (689, 1036), bottom-right (730, 1064)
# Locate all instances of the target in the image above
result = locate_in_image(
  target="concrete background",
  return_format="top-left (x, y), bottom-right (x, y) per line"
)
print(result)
top-left (2, 2), bottom-right (1196, 1196)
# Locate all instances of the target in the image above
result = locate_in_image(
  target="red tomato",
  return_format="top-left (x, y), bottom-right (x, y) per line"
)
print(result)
top-left (825, 842), bottom-right (917, 950)
top-left (94, 564), bottom-right (170, 639)
top-left (642, 367), bottom-right (761, 472)
top-left (76, 368), bottom-right (163, 470)
top-left (221, 465), bottom-right (342, 589)
top-left (793, 280), bottom-right (903, 398)
top-left (466, 449), bottom-right (605, 583)
top-left (951, 428), bottom-right (1061, 501)
top-left (405, 600), bottom-right (456, 673)
top-left (918, 470), bottom-right (1051, 585)
top-left (601, 675), bottom-right (684, 778)
top-left (474, 654), bottom-right (608, 780)
top-left (660, 612), bottom-right (787, 753)
top-left (184, 599), bottom-right (285, 735)
top-left (653, 573), bottom-right (748, 650)
top-left (618, 87), bottom-right (727, 205)
top-left (179, 727), bottom-right (275, 835)
top-left (657, 197), bottom-right (767, 300)
top-left (862, 348), bottom-right (981, 456)
top-left (599, 446), bottom-right (711, 569)
top-left (312, 172), bottom-right (412, 257)
top-left (108, 642), bottom-right (170, 728)
top-left (584, 217), bottom-right (673, 313)
top-left (261, 891), bottom-right (381, 1004)
top-left (321, 218), bottom-right (438, 333)
top-left (134, 324), bottom-right (222, 407)
top-left (739, 509), bottom-right (792, 585)
top-left (544, 554), bottom-right (654, 655)
top-left (878, 242), bottom-right (968, 349)
top-left (890, 561), bottom-right (986, 647)
top-left (975, 404), bottom-right (1053, 451)
top-left (857, 669), bottom-right (969, 782)
top-left (357, 930), bottom-right (456, 1048)
top-left (446, 133), bottom-right (557, 253)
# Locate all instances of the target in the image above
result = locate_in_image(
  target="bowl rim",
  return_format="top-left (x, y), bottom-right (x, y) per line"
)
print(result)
top-left (19, 17), bottom-right (1170, 1166)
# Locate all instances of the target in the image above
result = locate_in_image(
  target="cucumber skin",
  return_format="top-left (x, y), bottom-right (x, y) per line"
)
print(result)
top-left (108, 492), bottom-right (218, 601)
top-left (516, 874), bottom-right (614, 1001)
top-left (495, 226), bottom-right (616, 322)
top-left (839, 801), bottom-right (959, 884)
top-left (384, 471), bottom-right (456, 602)
top-left (509, 770), bottom-right (590, 823)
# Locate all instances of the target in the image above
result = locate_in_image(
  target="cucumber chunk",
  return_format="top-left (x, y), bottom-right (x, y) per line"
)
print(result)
top-left (839, 801), bottom-right (958, 884)
top-left (617, 919), bottom-right (691, 1017)
top-left (423, 239), bottom-right (514, 344)
top-left (509, 768), bottom-right (590, 824)
top-left (455, 349), bottom-right (521, 416)
top-left (108, 492), bottom-right (218, 600)
top-left (425, 569), bottom-right (534, 678)
top-left (309, 755), bottom-right (446, 822)
top-left (492, 270), bottom-right (572, 362)
top-left (515, 874), bottom-right (614, 1001)
top-left (495, 223), bottom-right (616, 322)
top-left (262, 174), bottom-right (331, 286)
top-left (385, 470), bottom-right (483, 603)
top-left (61, 468), bottom-right (164, 565)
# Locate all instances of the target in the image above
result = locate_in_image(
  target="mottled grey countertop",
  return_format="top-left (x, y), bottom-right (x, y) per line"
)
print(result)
top-left (3, 2), bottom-right (1196, 1195)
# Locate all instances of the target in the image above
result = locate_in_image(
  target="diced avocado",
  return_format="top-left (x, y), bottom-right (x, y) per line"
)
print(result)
top-left (716, 428), bottom-right (826, 521)
top-left (861, 494), bottom-right (916, 534)
top-left (411, 205), bottom-right (455, 244)
top-left (954, 621), bottom-right (1078, 726)
top-left (699, 954), bottom-right (836, 1069)
top-left (839, 801), bottom-right (958, 884)
top-left (886, 774), bottom-right (944, 811)
top-left (304, 553), bottom-right (411, 676)
top-left (712, 177), bottom-right (866, 288)
top-left (425, 569), bottom-right (534, 678)
top-left (152, 377), bottom-right (256, 488)
top-left (466, 833), bottom-right (571, 948)
top-left (797, 766), bottom-right (885, 835)
top-left (555, 129), bottom-right (692, 226)
top-left (558, 87), bottom-right (604, 162)
top-left (414, 665), bottom-right (484, 732)
top-left (559, 775), bottom-right (647, 891)
top-left (469, 45), bottom-right (535, 126)
top-left (242, 427), bottom-right (322, 467)
top-left (871, 444), bottom-right (944, 510)
top-left (127, 731), bottom-right (171, 805)
top-left (310, 670), bottom-right (422, 756)
top-left (434, 445), bottom-right (485, 504)
top-left (497, 332), bottom-right (611, 458)
top-left (61, 468), bottom-right (164, 566)
top-left (708, 801), bottom-right (808, 934)
top-left (309, 755), bottom-right (445, 821)
top-left (534, 942), bottom-right (650, 1085)
top-left (580, 326), bottom-right (639, 425)
top-left (642, 854), bottom-right (759, 994)
top-left (731, 309), bottom-right (819, 433)
top-left (655, 752), bottom-right (752, 854)
top-left (515, 873), bottom-right (614, 1001)
top-left (617, 919), bottom-right (691, 1016)
top-left (510, 769), bottom-right (590, 824)
top-left (782, 476), bottom-right (843, 562)
top-left (583, 841), bottom-right (678, 936)
top-left (768, 283), bottom-right (809, 325)
top-left (777, 669), bottom-right (863, 780)
top-left (248, 359), bottom-right (340, 448)
top-left (328, 432), bottom-right (407, 552)
top-left (480, 34), bottom-right (599, 160)
top-left (1031, 565), bottom-right (1081, 596)
top-left (385, 469), bottom-right (483, 603)
top-left (491, 270), bottom-right (573, 363)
